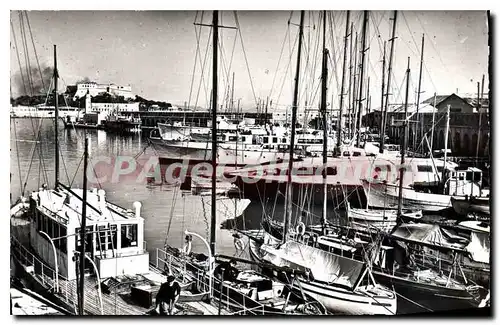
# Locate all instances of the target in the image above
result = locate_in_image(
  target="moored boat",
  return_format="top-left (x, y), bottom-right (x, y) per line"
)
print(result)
top-left (451, 196), bottom-right (490, 216)
top-left (246, 231), bottom-right (397, 315)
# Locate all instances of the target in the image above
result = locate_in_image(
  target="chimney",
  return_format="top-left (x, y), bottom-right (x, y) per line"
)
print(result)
top-left (133, 202), bottom-right (142, 218)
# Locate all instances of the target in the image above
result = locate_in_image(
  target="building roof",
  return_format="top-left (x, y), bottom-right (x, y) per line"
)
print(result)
top-left (371, 103), bottom-right (437, 114)
top-left (462, 96), bottom-right (489, 109)
top-left (422, 94), bottom-right (451, 106)
top-left (422, 93), bottom-right (474, 109)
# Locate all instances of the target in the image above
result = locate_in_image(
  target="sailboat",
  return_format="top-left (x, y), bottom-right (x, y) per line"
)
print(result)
top-left (304, 51), bottom-right (487, 312)
top-left (242, 11), bottom-right (397, 315)
top-left (158, 11), bottom-right (327, 316)
top-left (10, 45), bottom-right (225, 316)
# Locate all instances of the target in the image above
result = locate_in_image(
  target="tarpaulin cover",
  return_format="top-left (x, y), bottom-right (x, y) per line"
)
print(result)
top-left (391, 223), bottom-right (468, 250)
top-left (259, 234), bottom-right (366, 289)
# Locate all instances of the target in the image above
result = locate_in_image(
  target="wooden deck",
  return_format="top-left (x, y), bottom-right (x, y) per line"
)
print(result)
top-left (24, 266), bottom-right (232, 315)
top-left (11, 233), bottom-right (233, 316)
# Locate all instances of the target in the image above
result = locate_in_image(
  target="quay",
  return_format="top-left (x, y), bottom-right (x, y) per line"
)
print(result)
top-left (118, 110), bottom-right (273, 130)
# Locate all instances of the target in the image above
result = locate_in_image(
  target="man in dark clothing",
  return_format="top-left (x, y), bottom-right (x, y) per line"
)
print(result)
top-left (214, 259), bottom-right (239, 282)
top-left (155, 275), bottom-right (181, 315)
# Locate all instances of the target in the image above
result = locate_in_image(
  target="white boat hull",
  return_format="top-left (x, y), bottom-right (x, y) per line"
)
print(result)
top-left (149, 137), bottom-right (289, 166)
top-left (247, 237), bottom-right (397, 315)
top-left (157, 123), bottom-right (209, 140)
top-left (347, 208), bottom-right (422, 232)
top-left (362, 180), bottom-right (452, 212)
top-left (297, 279), bottom-right (397, 315)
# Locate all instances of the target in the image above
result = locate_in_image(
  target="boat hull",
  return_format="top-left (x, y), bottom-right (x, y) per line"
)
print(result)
top-left (150, 137), bottom-right (291, 167)
top-left (362, 180), bottom-right (452, 212)
top-left (451, 197), bottom-right (490, 216)
top-left (247, 238), bottom-right (397, 315)
top-left (373, 271), bottom-right (481, 312)
top-left (347, 208), bottom-right (422, 232)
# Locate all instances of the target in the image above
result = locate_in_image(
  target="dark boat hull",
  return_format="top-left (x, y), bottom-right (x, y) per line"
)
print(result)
top-left (373, 271), bottom-right (481, 313)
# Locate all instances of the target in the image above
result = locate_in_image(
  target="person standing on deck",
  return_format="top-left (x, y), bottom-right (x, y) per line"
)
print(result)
top-left (155, 275), bottom-right (181, 315)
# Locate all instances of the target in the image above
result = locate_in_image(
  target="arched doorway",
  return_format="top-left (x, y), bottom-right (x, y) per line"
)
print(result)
top-left (438, 130), bottom-right (445, 149)
top-left (481, 133), bottom-right (490, 157)
top-left (463, 133), bottom-right (471, 156)
top-left (409, 128), bottom-right (414, 151)
top-left (472, 133), bottom-right (479, 156)
top-left (447, 131), bottom-right (453, 152)
top-left (454, 132), bottom-right (461, 156)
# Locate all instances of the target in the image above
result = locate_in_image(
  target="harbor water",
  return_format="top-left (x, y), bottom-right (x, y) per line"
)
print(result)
top-left (10, 118), bottom-right (242, 262)
top-left (10, 118), bottom-right (477, 315)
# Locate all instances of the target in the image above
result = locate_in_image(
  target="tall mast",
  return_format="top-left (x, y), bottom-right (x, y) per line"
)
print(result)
top-left (356, 10), bottom-right (369, 147)
top-left (475, 81), bottom-right (482, 159)
top-left (380, 11), bottom-right (398, 154)
top-left (231, 72), bottom-right (235, 113)
top-left (210, 10), bottom-right (218, 255)
top-left (442, 104), bottom-right (450, 182)
top-left (78, 137), bottom-right (89, 315)
top-left (415, 34), bottom-right (425, 153)
top-left (351, 32), bottom-right (358, 141)
top-left (53, 45), bottom-right (59, 188)
top-left (347, 23), bottom-right (354, 140)
top-left (378, 41), bottom-right (386, 153)
top-left (397, 57), bottom-right (410, 218)
top-left (265, 96), bottom-right (269, 125)
top-left (430, 92), bottom-right (437, 152)
top-left (366, 77), bottom-right (370, 115)
top-left (481, 74), bottom-right (485, 101)
top-left (321, 11), bottom-right (329, 228)
top-left (284, 10), bottom-right (304, 242)
top-left (336, 10), bottom-right (350, 155)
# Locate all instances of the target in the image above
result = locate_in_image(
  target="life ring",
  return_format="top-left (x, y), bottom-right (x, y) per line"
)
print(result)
top-left (183, 241), bottom-right (192, 255)
top-left (234, 238), bottom-right (244, 251)
top-left (296, 222), bottom-right (306, 237)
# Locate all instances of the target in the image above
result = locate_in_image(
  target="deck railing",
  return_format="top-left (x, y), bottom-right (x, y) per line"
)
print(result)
top-left (10, 236), bottom-right (99, 315)
top-left (155, 247), bottom-right (269, 315)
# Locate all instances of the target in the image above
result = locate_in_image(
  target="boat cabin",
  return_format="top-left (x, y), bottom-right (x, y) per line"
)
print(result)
top-left (28, 187), bottom-right (148, 281)
top-left (234, 270), bottom-right (285, 302)
top-left (445, 167), bottom-right (482, 196)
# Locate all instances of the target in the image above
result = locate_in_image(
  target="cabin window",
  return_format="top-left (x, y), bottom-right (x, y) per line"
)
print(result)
top-left (459, 173), bottom-right (465, 181)
top-left (343, 151), bottom-right (351, 157)
top-left (255, 280), bottom-right (274, 291)
top-left (98, 226), bottom-right (108, 251)
top-left (36, 211), bottom-right (42, 232)
top-left (60, 226), bottom-right (67, 253)
top-left (121, 224), bottom-right (138, 248)
top-left (52, 220), bottom-right (60, 248)
top-left (241, 136), bottom-right (246, 142)
top-left (327, 167), bottom-right (337, 175)
top-left (417, 165), bottom-right (433, 173)
top-left (44, 214), bottom-right (48, 234)
top-left (75, 226), bottom-right (94, 253)
top-left (353, 152), bottom-right (361, 157)
top-left (228, 136), bottom-right (238, 142)
top-left (466, 172), bottom-right (482, 182)
top-left (263, 137), bottom-right (269, 144)
top-left (282, 138), bottom-right (286, 143)
top-left (98, 225), bottom-right (118, 251)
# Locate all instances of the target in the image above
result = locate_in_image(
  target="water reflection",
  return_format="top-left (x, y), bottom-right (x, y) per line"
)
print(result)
top-left (10, 118), bottom-right (244, 263)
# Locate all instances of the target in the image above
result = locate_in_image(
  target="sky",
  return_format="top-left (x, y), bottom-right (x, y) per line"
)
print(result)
top-left (9, 10), bottom-right (489, 112)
